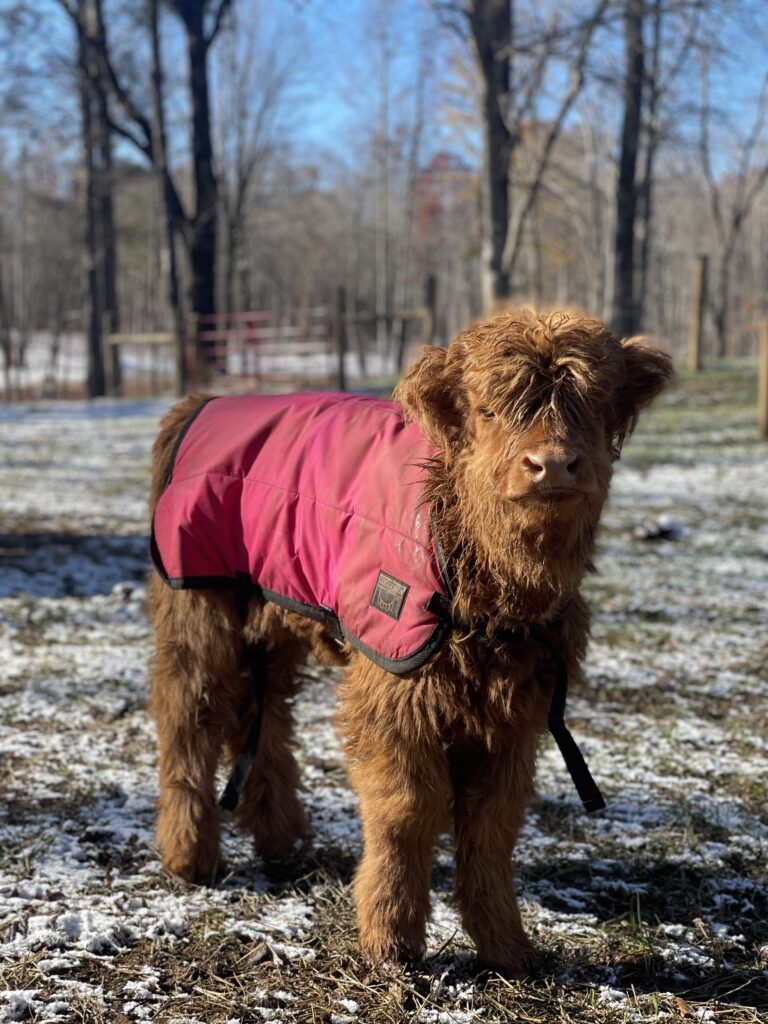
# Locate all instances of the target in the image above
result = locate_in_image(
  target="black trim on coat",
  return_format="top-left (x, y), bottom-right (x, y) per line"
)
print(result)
top-left (150, 396), bottom-right (218, 581)
top-left (152, 566), bottom-right (450, 675)
top-left (163, 396), bottom-right (216, 488)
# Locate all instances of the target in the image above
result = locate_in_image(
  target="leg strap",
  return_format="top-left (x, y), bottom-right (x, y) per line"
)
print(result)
top-left (529, 626), bottom-right (605, 813)
top-left (219, 640), bottom-right (268, 813)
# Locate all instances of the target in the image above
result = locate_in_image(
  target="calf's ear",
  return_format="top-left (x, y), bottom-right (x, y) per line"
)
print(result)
top-left (611, 337), bottom-right (674, 453)
top-left (393, 345), bottom-right (464, 450)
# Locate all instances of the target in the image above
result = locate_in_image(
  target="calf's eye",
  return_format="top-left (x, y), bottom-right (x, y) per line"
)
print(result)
top-left (479, 408), bottom-right (496, 420)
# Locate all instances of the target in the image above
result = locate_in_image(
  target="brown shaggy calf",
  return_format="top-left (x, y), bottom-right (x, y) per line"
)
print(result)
top-left (147, 308), bottom-right (672, 975)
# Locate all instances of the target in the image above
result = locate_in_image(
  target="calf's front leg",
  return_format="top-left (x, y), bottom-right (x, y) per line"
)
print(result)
top-left (349, 746), bottom-right (450, 963)
top-left (452, 737), bottom-right (538, 976)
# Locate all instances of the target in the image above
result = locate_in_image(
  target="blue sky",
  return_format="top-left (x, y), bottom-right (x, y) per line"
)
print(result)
top-left (2, 0), bottom-right (766, 183)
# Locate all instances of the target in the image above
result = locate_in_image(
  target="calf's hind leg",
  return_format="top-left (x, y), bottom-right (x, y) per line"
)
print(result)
top-left (229, 636), bottom-right (310, 858)
top-left (150, 580), bottom-right (244, 882)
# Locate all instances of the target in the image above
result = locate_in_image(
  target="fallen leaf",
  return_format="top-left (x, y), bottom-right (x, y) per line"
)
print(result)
top-left (675, 996), bottom-right (693, 1018)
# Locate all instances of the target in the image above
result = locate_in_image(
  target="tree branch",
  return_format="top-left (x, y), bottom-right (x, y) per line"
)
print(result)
top-left (502, 0), bottom-right (609, 274)
top-left (106, 114), bottom-right (152, 157)
top-left (698, 48), bottom-right (724, 241)
top-left (55, 0), bottom-right (154, 156)
top-left (91, 0), bottom-right (153, 152)
top-left (732, 72), bottom-right (768, 221)
top-left (205, 0), bottom-right (234, 48)
top-left (52, 0), bottom-right (77, 18)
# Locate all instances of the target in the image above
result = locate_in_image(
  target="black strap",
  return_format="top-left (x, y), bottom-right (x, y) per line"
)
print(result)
top-left (320, 604), bottom-right (345, 647)
top-left (219, 569), bottom-right (601, 812)
top-left (433, 536), bottom-right (456, 603)
top-left (528, 625), bottom-right (605, 813)
top-left (219, 640), bottom-right (268, 813)
top-left (234, 573), bottom-right (254, 624)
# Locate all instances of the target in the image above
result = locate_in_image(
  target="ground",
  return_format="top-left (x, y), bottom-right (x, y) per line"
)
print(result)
top-left (0, 367), bottom-right (766, 1024)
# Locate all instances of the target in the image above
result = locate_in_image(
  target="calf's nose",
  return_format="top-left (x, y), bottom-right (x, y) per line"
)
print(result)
top-left (520, 448), bottom-right (580, 487)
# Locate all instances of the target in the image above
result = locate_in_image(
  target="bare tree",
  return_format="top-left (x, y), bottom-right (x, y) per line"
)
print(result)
top-left (53, 0), bottom-right (120, 396)
top-left (466, 0), bottom-right (513, 308)
top-left (149, 0), bottom-right (187, 391)
top-left (74, 0), bottom-right (107, 396)
top-left (456, 0), bottom-right (608, 311)
top-left (90, 0), bottom-right (119, 343)
top-left (611, 0), bottom-right (704, 335)
top-left (612, 0), bottom-right (645, 337)
top-left (58, 0), bottom-right (235, 369)
top-left (700, 61), bottom-right (768, 357)
top-left (215, 6), bottom-right (296, 315)
top-left (0, 243), bottom-right (12, 398)
top-left (393, 16), bottom-right (432, 370)
top-left (4, 0), bottom-right (768, 400)
top-left (502, 0), bottom-right (608, 282)
top-left (165, 0), bottom-right (233, 331)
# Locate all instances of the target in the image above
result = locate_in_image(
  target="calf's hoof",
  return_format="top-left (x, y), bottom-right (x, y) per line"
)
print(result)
top-left (161, 844), bottom-right (223, 886)
top-left (475, 939), bottom-right (535, 980)
top-left (252, 803), bottom-right (311, 859)
top-left (358, 924), bottom-right (426, 968)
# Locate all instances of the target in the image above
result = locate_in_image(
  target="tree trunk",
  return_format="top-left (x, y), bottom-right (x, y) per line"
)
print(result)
top-left (166, 1), bottom-right (220, 366)
top-left (187, 11), bottom-right (217, 332)
top-left (468, 0), bottom-right (513, 311)
top-left (394, 28), bottom-right (428, 372)
top-left (92, 0), bottom-right (119, 337)
top-left (223, 198), bottom-right (245, 316)
top-left (76, 0), bottom-right (105, 398)
top-left (636, 0), bottom-right (662, 329)
top-left (92, 1), bottom-right (120, 393)
top-left (0, 258), bottom-right (12, 399)
top-left (223, 213), bottom-right (237, 316)
top-left (713, 252), bottom-right (731, 359)
top-left (636, 132), bottom-right (657, 329)
top-left (612, 0), bottom-right (645, 337)
top-left (374, 14), bottom-right (393, 357)
top-left (149, 0), bottom-right (187, 393)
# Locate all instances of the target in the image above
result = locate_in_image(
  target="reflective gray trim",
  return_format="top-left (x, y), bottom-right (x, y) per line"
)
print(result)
top-left (156, 576), bottom-right (449, 676)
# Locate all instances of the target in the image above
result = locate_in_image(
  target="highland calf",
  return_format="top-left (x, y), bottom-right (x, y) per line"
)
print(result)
top-left (148, 308), bottom-right (672, 975)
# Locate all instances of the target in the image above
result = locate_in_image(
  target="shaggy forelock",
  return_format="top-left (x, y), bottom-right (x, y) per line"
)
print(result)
top-left (451, 309), bottom-right (623, 435)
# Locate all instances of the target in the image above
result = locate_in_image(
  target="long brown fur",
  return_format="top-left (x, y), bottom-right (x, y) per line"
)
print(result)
top-left (148, 307), bottom-right (672, 974)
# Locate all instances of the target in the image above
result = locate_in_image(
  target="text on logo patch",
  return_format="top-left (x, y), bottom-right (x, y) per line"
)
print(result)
top-left (371, 571), bottom-right (409, 620)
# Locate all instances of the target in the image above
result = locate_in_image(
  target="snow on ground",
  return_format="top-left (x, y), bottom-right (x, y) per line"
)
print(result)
top-left (0, 370), bottom-right (766, 1023)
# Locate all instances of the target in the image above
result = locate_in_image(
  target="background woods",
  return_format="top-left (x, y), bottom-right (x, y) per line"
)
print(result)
top-left (1, 0), bottom-right (767, 396)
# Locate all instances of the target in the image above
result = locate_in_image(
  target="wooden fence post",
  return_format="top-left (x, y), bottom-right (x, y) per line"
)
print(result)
top-left (187, 313), bottom-right (199, 388)
top-left (102, 313), bottom-right (122, 397)
top-left (759, 316), bottom-right (768, 440)
top-left (688, 255), bottom-right (708, 374)
top-left (423, 273), bottom-right (438, 346)
top-left (173, 316), bottom-right (187, 396)
top-left (334, 287), bottom-right (347, 391)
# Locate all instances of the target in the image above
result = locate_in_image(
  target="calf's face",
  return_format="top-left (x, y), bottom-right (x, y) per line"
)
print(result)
top-left (396, 309), bottom-right (673, 536)
top-left (466, 395), bottom-right (607, 511)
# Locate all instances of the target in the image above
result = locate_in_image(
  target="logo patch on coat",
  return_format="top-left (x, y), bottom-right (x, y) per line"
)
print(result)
top-left (371, 571), bottom-right (409, 620)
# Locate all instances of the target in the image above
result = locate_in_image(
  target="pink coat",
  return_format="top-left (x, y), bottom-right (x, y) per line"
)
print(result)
top-left (151, 393), bottom-right (450, 673)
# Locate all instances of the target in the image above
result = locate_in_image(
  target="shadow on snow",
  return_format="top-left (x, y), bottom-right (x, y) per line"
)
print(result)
top-left (0, 531), bottom-right (149, 598)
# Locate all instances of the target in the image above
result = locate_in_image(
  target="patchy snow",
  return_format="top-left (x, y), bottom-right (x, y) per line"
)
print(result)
top-left (3, 331), bottom-right (402, 401)
top-left (1, 383), bottom-right (766, 1021)
top-left (597, 985), bottom-right (629, 1003)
